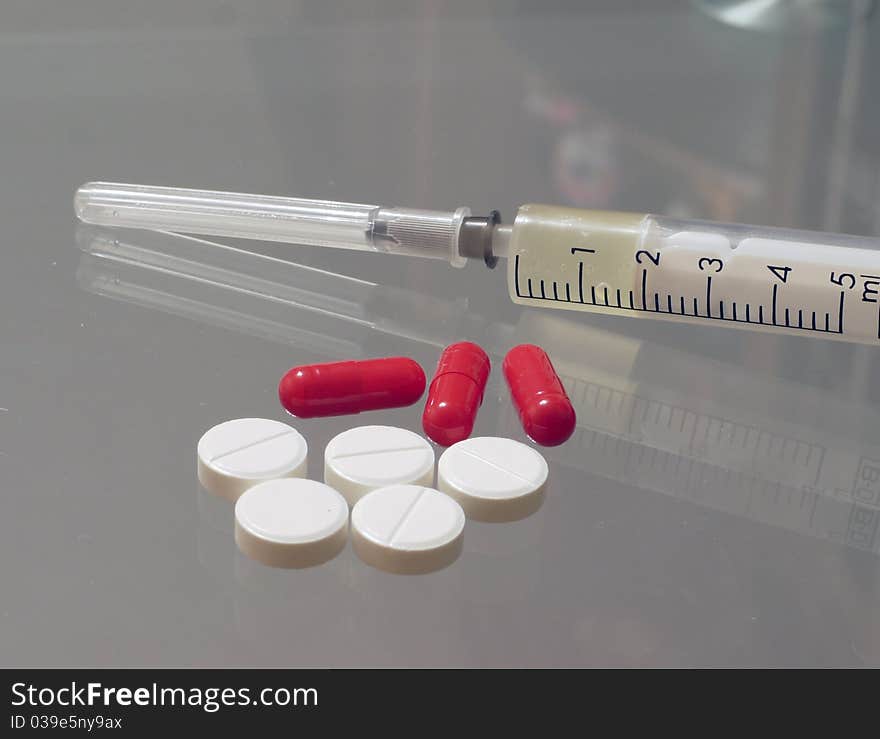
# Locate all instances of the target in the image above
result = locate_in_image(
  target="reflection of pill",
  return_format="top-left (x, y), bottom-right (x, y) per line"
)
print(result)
top-left (422, 341), bottom-right (490, 447)
top-left (279, 357), bottom-right (426, 418)
top-left (198, 418), bottom-right (308, 501)
top-left (324, 425), bottom-right (434, 506)
top-left (234, 478), bottom-right (348, 569)
top-left (503, 345), bottom-right (575, 447)
top-left (438, 437), bottom-right (548, 522)
top-left (351, 485), bottom-right (465, 574)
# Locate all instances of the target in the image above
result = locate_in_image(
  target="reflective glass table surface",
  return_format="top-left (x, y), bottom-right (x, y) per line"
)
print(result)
top-left (2, 1), bottom-right (880, 666)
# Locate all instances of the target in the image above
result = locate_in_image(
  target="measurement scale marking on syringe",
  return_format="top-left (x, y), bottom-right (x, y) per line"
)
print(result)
top-left (514, 253), bottom-right (855, 337)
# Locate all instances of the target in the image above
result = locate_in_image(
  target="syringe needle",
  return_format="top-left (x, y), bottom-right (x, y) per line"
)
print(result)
top-left (74, 181), bottom-right (498, 267)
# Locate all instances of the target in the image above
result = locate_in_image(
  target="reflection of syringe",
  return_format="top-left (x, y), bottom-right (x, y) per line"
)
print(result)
top-left (540, 422), bottom-right (880, 555)
top-left (77, 228), bottom-right (880, 553)
top-left (76, 182), bottom-right (880, 344)
top-left (75, 226), bottom-right (510, 355)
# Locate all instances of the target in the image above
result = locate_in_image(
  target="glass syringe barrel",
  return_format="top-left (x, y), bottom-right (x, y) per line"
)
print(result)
top-left (507, 205), bottom-right (880, 344)
top-left (75, 182), bottom-right (473, 266)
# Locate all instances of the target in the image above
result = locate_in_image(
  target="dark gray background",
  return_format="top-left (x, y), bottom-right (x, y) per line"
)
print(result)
top-left (3, 0), bottom-right (880, 666)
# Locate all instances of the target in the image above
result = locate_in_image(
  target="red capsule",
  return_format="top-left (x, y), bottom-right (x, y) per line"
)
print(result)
top-left (422, 342), bottom-right (490, 447)
top-left (502, 344), bottom-right (575, 447)
top-left (279, 357), bottom-right (425, 418)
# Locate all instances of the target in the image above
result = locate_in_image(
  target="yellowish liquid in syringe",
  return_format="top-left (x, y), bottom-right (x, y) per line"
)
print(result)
top-left (507, 204), bottom-right (880, 344)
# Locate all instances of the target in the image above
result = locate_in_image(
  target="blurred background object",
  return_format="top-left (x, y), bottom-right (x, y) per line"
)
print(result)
top-left (696, 0), bottom-right (874, 32)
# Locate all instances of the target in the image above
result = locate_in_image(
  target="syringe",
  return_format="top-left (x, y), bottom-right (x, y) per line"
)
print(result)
top-left (75, 181), bottom-right (880, 344)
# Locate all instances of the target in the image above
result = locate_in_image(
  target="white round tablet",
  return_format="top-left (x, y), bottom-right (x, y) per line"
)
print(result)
top-left (324, 425), bottom-right (435, 506)
top-left (438, 437), bottom-right (548, 522)
top-left (198, 418), bottom-right (308, 501)
top-left (351, 485), bottom-right (465, 575)
top-left (234, 478), bottom-right (348, 568)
